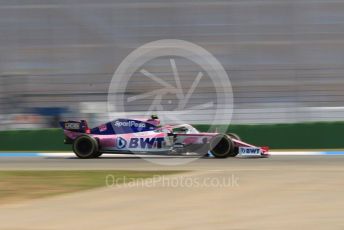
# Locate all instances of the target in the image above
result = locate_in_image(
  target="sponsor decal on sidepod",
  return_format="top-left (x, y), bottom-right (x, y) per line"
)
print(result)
top-left (116, 137), bottom-right (164, 149)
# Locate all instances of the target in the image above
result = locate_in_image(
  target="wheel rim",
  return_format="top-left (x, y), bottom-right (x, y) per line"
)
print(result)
top-left (75, 138), bottom-right (94, 156)
top-left (210, 136), bottom-right (231, 157)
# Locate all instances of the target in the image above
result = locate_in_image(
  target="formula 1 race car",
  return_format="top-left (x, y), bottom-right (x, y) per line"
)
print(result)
top-left (60, 115), bottom-right (269, 159)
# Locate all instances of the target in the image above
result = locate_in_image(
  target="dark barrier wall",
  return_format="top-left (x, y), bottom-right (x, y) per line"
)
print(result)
top-left (0, 129), bottom-right (70, 151)
top-left (196, 122), bottom-right (344, 149)
top-left (1, 122), bottom-right (344, 151)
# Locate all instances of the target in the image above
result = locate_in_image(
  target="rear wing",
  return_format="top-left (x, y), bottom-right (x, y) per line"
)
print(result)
top-left (59, 120), bottom-right (90, 133)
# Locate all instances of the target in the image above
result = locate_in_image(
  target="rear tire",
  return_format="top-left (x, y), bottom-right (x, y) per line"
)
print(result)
top-left (209, 134), bottom-right (237, 158)
top-left (93, 152), bottom-right (103, 158)
top-left (72, 135), bottom-right (99, 159)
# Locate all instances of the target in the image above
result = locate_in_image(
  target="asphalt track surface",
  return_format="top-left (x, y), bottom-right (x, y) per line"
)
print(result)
top-left (0, 153), bottom-right (343, 171)
top-left (0, 155), bottom-right (343, 229)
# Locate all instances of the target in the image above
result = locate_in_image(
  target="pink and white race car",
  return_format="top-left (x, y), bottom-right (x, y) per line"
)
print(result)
top-left (60, 116), bottom-right (269, 159)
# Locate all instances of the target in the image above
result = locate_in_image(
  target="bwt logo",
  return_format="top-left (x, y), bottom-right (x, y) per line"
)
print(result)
top-left (114, 120), bottom-right (146, 128)
top-left (116, 137), bottom-right (127, 149)
top-left (239, 147), bottom-right (260, 154)
top-left (116, 137), bottom-right (165, 149)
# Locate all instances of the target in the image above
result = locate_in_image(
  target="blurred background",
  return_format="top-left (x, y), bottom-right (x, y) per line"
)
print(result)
top-left (2, 0), bottom-right (344, 130)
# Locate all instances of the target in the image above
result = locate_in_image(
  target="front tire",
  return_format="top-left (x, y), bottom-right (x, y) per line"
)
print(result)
top-left (227, 133), bottom-right (241, 141)
top-left (72, 135), bottom-right (99, 159)
top-left (209, 134), bottom-right (237, 158)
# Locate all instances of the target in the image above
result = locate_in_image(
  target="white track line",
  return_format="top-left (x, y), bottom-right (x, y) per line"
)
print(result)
top-left (38, 151), bottom-right (328, 158)
top-left (269, 151), bottom-right (322, 156)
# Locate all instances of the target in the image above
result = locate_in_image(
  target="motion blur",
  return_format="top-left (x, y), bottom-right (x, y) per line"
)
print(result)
top-left (2, 1), bottom-right (344, 130)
